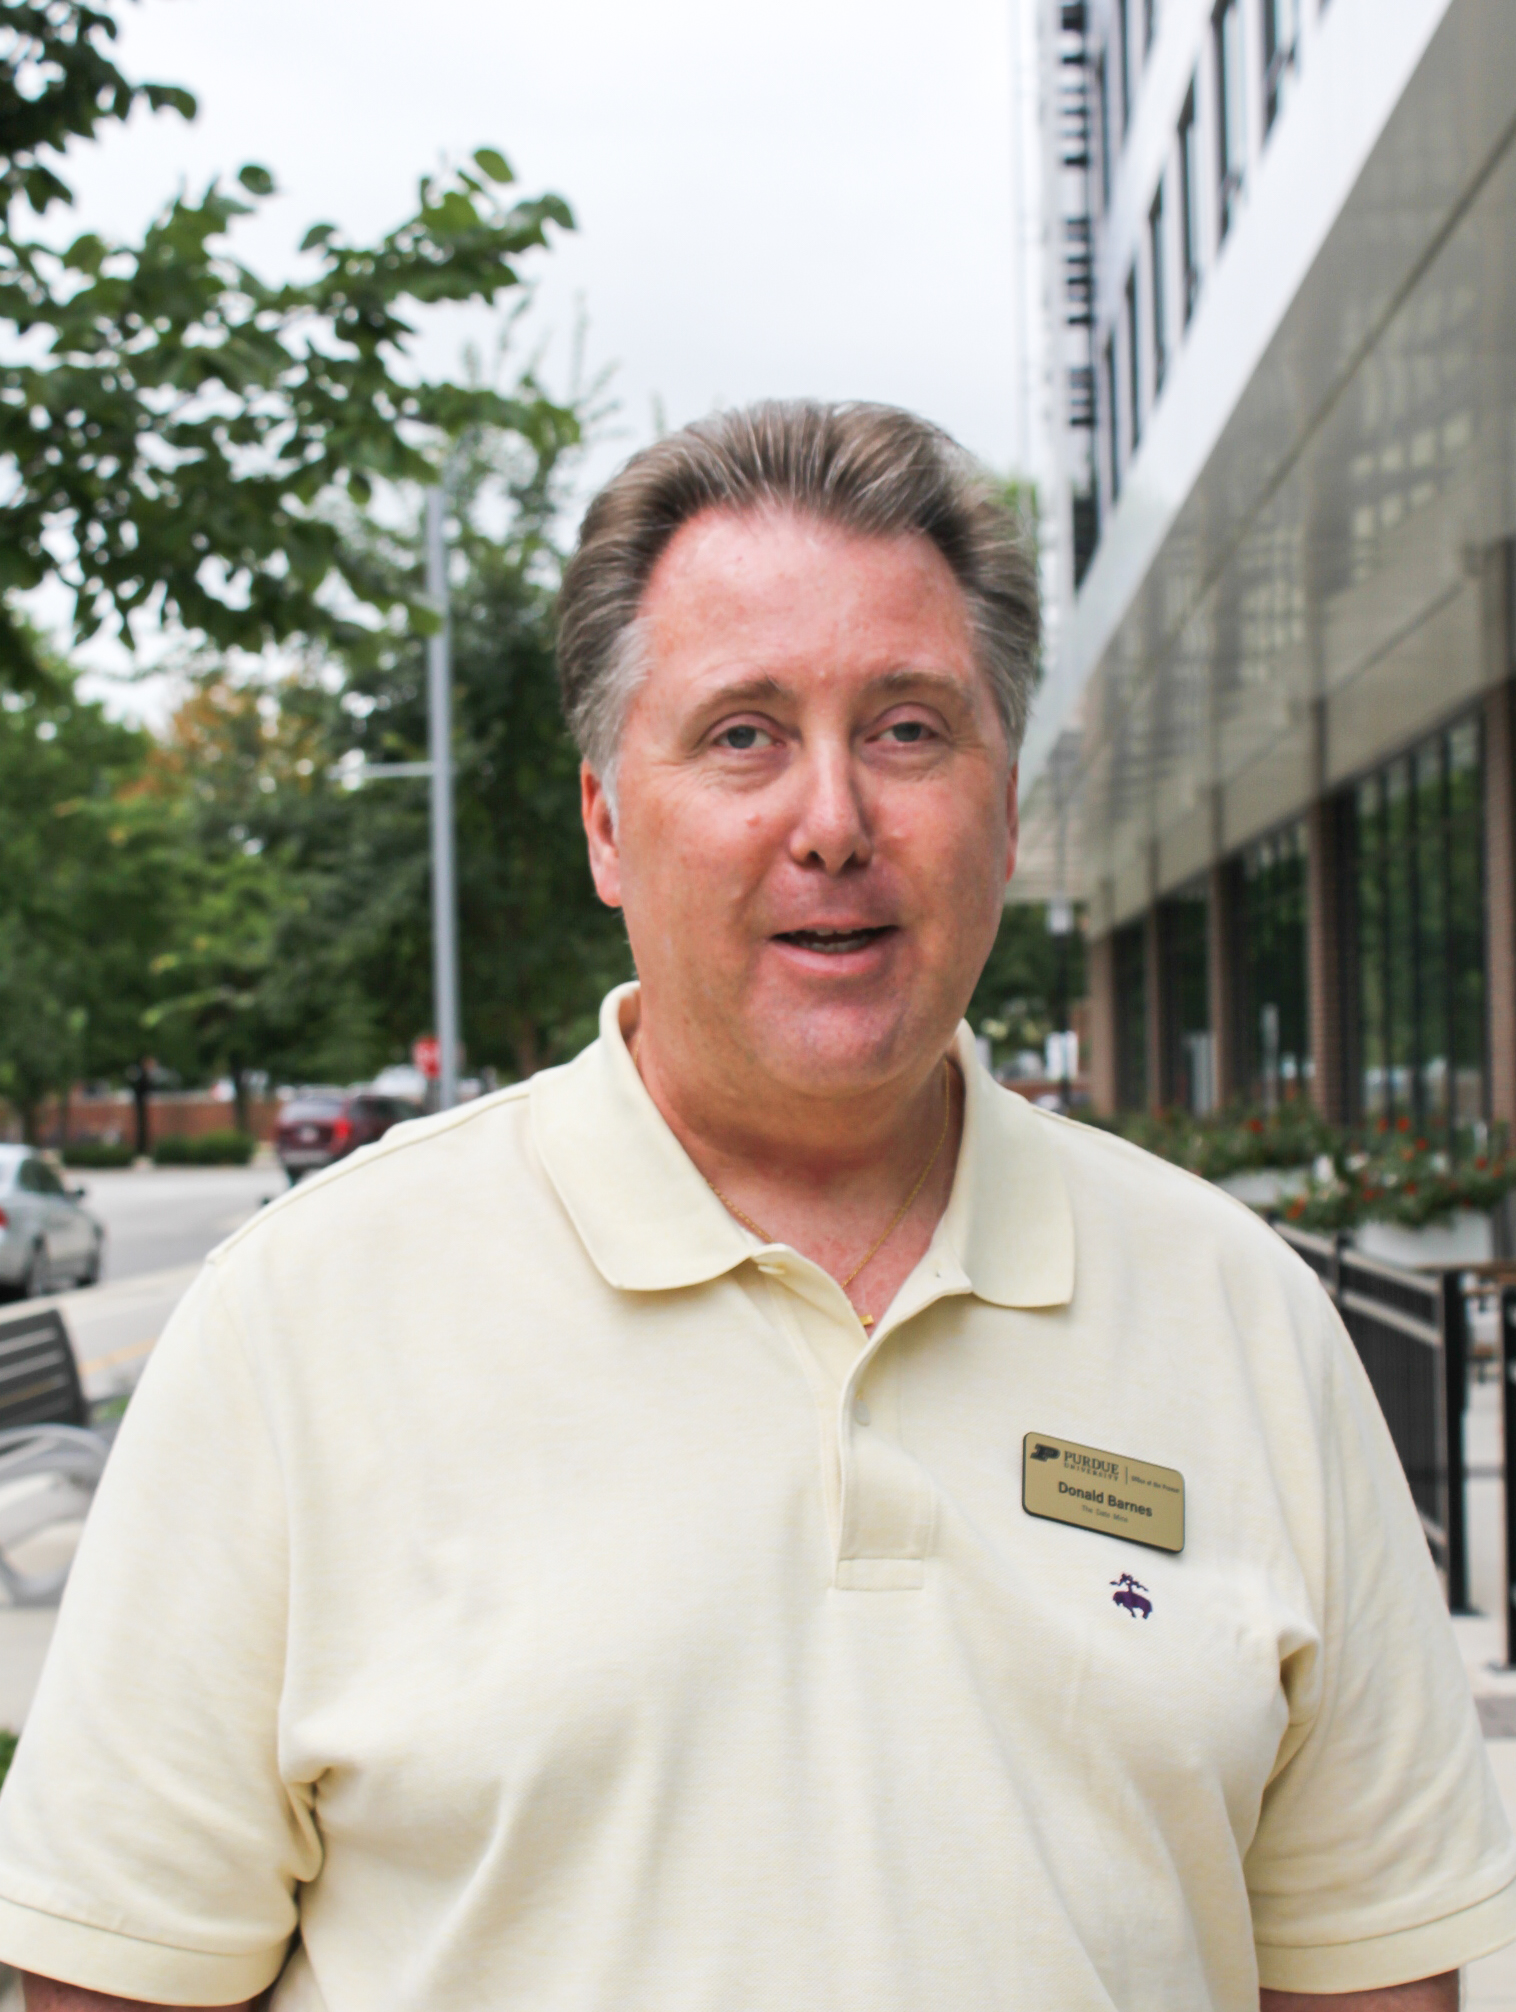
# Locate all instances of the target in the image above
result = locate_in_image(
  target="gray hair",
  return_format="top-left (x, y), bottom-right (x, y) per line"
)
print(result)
top-left (556, 400), bottom-right (1039, 793)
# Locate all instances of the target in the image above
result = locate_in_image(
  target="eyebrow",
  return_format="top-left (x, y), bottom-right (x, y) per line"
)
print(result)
top-left (693, 673), bottom-right (791, 713)
top-left (868, 667), bottom-right (976, 706)
top-left (694, 664), bottom-right (973, 715)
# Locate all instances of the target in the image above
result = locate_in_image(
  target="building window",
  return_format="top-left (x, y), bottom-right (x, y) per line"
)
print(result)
top-left (1125, 265), bottom-right (1141, 453)
top-left (1213, 0), bottom-right (1245, 240)
top-left (1116, 0), bottom-right (1132, 137)
top-left (1104, 329), bottom-right (1121, 501)
top-left (1148, 183), bottom-right (1167, 397)
top-left (1096, 47), bottom-right (1112, 213)
top-left (1161, 885), bottom-right (1213, 1112)
top-left (1232, 823), bottom-right (1310, 1106)
top-left (1114, 920), bottom-right (1147, 1109)
top-left (1262, 0), bottom-right (1299, 136)
top-left (1143, 0), bottom-right (1157, 57)
top-left (1178, 81), bottom-right (1202, 325)
top-left (1349, 715), bottom-right (1485, 1143)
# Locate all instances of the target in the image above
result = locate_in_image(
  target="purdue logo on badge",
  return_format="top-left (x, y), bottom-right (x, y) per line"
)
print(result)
top-left (1022, 1432), bottom-right (1185, 1554)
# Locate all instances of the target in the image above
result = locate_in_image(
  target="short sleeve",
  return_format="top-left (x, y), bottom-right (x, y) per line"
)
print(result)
top-left (1246, 1292), bottom-right (1516, 1992)
top-left (0, 1260), bottom-right (318, 2002)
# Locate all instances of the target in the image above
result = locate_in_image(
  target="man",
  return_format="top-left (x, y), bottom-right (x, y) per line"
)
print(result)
top-left (0, 403), bottom-right (1510, 2010)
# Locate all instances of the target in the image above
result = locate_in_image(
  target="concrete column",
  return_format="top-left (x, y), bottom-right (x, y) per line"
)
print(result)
top-left (1306, 795), bottom-right (1348, 1125)
top-left (1144, 901), bottom-right (1165, 1112)
top-left (1087, 932), bottom-right (1118, 1116)
top-left (1485, 677), bottom-right (1516, 1134)
top-left (1207, 860), bottom-right (1238, 1108)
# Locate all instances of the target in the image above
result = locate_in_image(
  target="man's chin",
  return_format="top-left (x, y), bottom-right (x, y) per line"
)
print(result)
top-left (737, 993), bottom-right (939, 1097)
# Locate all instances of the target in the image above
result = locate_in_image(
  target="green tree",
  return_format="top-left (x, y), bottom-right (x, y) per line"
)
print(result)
top-left (969, 903), bottom-right (1086, 1067)
top-left (0, 2), bottom-right (577, 679)
top-left (0, 650), bottom-right (183, 1137)
top-left (158, 411), bottom-right (630, 1091)
top-left (340, 439), bottom-right (634, 1078)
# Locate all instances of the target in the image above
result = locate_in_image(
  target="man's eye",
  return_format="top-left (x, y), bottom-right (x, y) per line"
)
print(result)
top-left (884, 721), bottom-right (929, 743)
top-left (716, 724), bottom-right (772, 750)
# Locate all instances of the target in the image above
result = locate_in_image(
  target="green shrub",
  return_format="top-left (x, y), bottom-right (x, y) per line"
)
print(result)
top-left (0, 1730), bottom-right (16, 1790)
top-left (60, 1139), bottom-right (134, 1168)
top-left (151, 1130), bottom-right (257, 1167)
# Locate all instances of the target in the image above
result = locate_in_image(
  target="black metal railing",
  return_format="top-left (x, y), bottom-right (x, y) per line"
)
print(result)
top-left (1274, 1225), bottom-right (1468, 1608)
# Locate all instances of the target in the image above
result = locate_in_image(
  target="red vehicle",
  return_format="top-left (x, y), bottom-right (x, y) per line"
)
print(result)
top-left (275, 1090), bottom-right (421, 1184)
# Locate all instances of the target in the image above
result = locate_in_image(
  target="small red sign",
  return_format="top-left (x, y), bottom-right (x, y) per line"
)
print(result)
top-left (411, 1036), bottom-right (441, 1080)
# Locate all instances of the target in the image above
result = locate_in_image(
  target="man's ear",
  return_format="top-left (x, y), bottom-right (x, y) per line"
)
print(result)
top-left (581, 763), bottom-right (624, 910)
top-left (1003, 760), bottom-right (1020, 889)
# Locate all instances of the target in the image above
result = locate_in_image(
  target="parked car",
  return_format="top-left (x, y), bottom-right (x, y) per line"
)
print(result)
top-left (0, 1146), bottom-right (105, 1298)
top-left (275, 1090), bottom-right (421, 1183)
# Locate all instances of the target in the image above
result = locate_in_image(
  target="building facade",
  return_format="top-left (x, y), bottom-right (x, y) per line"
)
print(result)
top-left (1018, 0), bottom-right (1516, 1141)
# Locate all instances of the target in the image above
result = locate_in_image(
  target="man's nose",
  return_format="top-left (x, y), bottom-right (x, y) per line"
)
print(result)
top-left (788, 740), bottom-right (872, 874)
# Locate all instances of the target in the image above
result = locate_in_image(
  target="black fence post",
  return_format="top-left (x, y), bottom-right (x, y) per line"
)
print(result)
top-left (1441, 1270), bottom-right (1470, 1613)
top-left (1502, 1287), bottom-right (1516, 1668)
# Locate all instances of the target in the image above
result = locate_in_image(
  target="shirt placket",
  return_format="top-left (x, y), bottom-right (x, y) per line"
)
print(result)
top-left (752, 1245), bottom-right (972, 1592)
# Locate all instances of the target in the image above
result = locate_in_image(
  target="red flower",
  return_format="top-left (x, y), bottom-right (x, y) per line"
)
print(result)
top-left (1247, 1118), bottom-right (1263, 1134)
top-left (1415, 1138), bottom-right (1429, 1153)
top-left (1286, 1198), bottom-right (1306, 1220)
top-left (1405, 1182), bottom-right (1418, 1197)
top-left (1477, 1157), bottom-right (1490, 1171)
top-left (1397, 1115), bottom-right (1411, 1132)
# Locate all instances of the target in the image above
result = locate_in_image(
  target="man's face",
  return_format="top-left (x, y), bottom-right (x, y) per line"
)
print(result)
top-left (581, 507), bottom-right (1018, 1102)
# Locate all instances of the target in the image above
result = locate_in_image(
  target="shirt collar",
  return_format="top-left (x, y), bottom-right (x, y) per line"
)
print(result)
top-left (530, 982), bottom-right (1074, 1310)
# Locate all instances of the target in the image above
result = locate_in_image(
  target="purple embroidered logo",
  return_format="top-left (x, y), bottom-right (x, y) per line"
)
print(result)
top-left (1111, 1572), bottom-right (1152, 1619)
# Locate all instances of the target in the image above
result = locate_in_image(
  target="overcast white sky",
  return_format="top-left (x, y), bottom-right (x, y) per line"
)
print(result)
top-left (52, 0), bottom-right (1039, 712)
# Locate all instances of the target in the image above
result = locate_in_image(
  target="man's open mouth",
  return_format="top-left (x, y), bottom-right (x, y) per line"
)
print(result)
top-left (773, 926), bottom-right (897, 955)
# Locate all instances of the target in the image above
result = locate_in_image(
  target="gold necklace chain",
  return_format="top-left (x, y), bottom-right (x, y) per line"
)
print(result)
top-left (705, 1059), bottom-right (954, 1329)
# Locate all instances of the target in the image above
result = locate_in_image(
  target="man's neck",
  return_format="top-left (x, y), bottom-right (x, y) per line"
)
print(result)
top-left (625, 1001), bottom-right (965, 1329)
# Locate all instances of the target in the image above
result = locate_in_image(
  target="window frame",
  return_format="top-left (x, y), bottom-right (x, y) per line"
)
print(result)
top-left (1261, 0), bottom-right (1299, 137)
top-left (1148, 180), bottom-right (1168, 397)
top-left (1116, 0), bottom-right (1132, 138)
top-left (1104, 329), bottom-right (1121, 504)
top-left (1178, 79), bottom-right (1202, 325)
top-left (1213, 0), bottom-right (1246, 242)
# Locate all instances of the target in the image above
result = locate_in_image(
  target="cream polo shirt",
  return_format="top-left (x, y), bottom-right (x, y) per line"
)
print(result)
top-left (0, 983), bottom-right (1511, 2009)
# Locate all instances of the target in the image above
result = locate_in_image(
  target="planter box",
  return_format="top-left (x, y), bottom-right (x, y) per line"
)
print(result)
top-left (1215, 1167), bottom-right (1311, 1209)
top-left (1352, 1211), bottom-right (1495, 1269)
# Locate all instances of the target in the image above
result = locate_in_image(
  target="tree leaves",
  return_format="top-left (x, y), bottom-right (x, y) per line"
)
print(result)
top-left (472, 147), bottom-right (513, 185)
top-left (0, 3), bottom-right (578, 678)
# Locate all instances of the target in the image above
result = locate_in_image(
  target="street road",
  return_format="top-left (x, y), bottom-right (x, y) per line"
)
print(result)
top-left (73, 1163), bottom-right (286, 1284)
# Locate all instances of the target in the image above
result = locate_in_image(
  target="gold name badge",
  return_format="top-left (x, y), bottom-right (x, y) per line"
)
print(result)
top-left (1022, 1433), bottom-right (1185, 1554)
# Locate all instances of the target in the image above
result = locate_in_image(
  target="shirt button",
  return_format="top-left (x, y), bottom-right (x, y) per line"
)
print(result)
top-left (853, 1399), bottom-right (871, 1426)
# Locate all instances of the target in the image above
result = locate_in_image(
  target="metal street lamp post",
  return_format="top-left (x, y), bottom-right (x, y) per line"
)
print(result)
top-left (344, 485), bottom-right (462, 1112)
